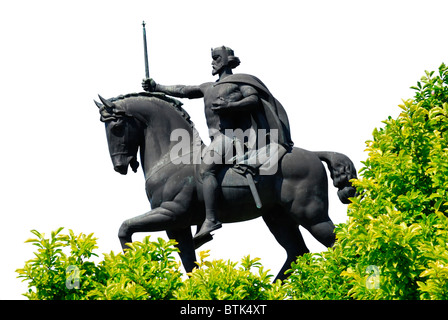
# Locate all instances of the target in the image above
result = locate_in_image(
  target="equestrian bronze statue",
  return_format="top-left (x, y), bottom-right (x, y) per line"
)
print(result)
top-left (94, 45), bottom-right (357, 281)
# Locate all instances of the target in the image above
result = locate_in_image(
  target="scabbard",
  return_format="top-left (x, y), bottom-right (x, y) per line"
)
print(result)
top-left (246, 173), bottom-right (262, 209)
top-left (233, 136), bottom-right (262, 209)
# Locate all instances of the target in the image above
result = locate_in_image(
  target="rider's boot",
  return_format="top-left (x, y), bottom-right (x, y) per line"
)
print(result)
top-left (194, 173), bottom-right (222, 242)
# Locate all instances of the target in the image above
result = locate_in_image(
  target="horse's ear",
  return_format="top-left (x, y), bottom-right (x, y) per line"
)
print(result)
top-left (93, 99), bottom-right (103, 108)
top-left (98, 95), bottom-right (116, 111)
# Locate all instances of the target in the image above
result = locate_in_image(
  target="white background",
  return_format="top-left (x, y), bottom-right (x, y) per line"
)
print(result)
top-left (1, 0), bottom-right (447, 299)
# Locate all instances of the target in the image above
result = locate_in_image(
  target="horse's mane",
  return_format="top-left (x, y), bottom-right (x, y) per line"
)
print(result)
top-left (108, 92), bottom-right (197, 129)
top-left (98, 92), bottom-right (204, 146)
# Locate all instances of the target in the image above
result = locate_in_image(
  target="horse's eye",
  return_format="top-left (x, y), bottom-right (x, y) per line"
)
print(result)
top-left (112, 123), bottom-right (125, 135)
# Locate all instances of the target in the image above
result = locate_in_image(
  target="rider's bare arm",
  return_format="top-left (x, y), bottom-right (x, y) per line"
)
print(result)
top-left (156, 84), bottom-right (204, 99)
top-left (142, 78), bottom-right (204, 99)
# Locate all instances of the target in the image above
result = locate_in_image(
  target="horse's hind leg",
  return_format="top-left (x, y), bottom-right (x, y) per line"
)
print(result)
top-left (303, 219), bottom-right (336, 248)
top-left (262, 210), bottom-right (309, 282)
top-left (299, 196), bottom-right (336, 248)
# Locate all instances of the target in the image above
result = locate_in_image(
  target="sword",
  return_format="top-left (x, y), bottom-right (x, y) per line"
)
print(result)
top-left (233, 137), bottom-right (262, 209)
top-left (142, 21), bottom-right (150, 79)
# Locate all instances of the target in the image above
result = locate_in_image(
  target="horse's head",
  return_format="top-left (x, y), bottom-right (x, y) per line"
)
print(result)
top-left (96, 92), bottom-right (204, 178)
top-left (95, 95), bottom-right (143, 175)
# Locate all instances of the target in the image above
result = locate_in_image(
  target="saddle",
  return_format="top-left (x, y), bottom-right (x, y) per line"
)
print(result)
top-left (194, 142), bottom-right (286, 209)
top-left (195, 142), bottom-right (287, 189)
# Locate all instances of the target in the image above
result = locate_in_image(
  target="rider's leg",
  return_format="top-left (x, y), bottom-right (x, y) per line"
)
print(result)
top-left (195, 169), bottom-right (222, 239)
top-left (194, 159), bottom-right (222, 240)
top-left (194, 137), bottom-right (227, 241)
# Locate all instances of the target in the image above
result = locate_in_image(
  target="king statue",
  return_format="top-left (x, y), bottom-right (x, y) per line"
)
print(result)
top-left (142, 46), bottom-right (294, 243)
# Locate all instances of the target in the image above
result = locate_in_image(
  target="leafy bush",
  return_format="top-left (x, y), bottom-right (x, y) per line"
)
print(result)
top-left (284, 62), bottom-right (448, 300)
top-left (89, 237), bottom-right (183, 300)
top-left (16, 228), bottom-right (99, 300)
top-left (17, 228), bottom-right (282, 300)
top-left (17, 228), bottom-right (183, 300)
top-left (173, 251), bottom-right (285, 300)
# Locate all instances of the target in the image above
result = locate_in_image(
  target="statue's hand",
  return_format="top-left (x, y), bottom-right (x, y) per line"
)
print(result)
top-left (211, 97), bottom-right (229, 112)
top-left (142, 78), bottom-right (157, 92)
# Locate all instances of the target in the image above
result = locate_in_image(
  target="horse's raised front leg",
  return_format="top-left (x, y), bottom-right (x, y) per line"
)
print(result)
top-left (118, 178), bottom-right (194, 249)
top-left (118, 208), bottom-right (197, 275)
top-left (118, 204), bottom-right (185, 250)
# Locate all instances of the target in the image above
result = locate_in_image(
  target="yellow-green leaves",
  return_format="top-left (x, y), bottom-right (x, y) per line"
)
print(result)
top-left (17, 229), bottom-right (282, 300)
top-left (89, 236), bottom-right (183, 300)
top-left (16, 228), bottom-right (99, 300)
top-left (176, 252), bottom-right (284, 300)
top-left (284, 62), bottom-right (448, 300)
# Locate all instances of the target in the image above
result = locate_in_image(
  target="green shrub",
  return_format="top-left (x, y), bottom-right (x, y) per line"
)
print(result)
top-left (17, 228), bottom-right (183, 300)
top-left (173, 251), bottom-right (285, 300)
top-left (284, 62), bottom-right (448, 300)
top-left (16, 228), bottom-right (99, 300)
top-left (17, 228), bottom-right (282, 300)
top-left (88, 237), bottom-right (183, 300)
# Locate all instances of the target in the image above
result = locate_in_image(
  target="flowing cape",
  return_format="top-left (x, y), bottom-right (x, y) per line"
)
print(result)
top-left (216, 73), bottom-right (294, 150)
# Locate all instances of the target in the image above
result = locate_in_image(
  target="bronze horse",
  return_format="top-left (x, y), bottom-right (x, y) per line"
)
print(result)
top-left (95, 92), bottom-right (357, 281)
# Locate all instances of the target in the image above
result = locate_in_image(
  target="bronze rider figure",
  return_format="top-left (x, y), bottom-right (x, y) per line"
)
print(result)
top-left (142, 46), bottom-right (293, 243)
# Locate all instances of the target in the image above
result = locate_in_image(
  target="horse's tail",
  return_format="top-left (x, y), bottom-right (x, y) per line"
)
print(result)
top-left (314, 151), bottom-right (358, 204)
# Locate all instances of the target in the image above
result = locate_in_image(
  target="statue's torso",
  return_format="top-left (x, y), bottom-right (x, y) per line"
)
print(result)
top-left (201, 81), bottom-right (251, 137)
